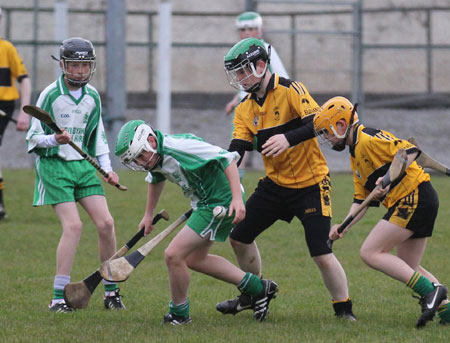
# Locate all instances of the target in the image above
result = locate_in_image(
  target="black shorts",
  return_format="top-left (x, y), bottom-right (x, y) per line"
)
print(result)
top-left (0, 101), bottom-right (16, 145)
top-left (230, 176), bottom-right (333, 257)
top-left (383, 181), bottom-right (438, 238)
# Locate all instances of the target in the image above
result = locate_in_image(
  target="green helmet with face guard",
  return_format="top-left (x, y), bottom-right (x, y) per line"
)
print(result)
top-left (115, 120), bottom-right (159, 171)
top-left (224, 38), bottom-right (270, 93)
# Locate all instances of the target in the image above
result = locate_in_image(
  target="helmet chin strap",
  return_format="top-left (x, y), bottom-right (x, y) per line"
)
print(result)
top-left (142, 138), bottom-right (160, 171)
top-left (332, 103), bottom-right (359, 150)
top-left (246, 63), bottom-right (268, 93)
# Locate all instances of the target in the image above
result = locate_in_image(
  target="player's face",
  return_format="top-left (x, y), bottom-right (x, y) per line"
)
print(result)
top-left (134, 136), bottom-right (159, 170)
top-left (239, 27), bottom-right (262, 39)
top-left (327, 122), bottom-right (347, 151)
top-left (235, 65), bottom-right (259, 90)
top-left (64, 61), bottom-right (92, 82)
top-left (321, 130), bottom-right (336, 142)
top-left (134, 150), bottom-right (159, 170)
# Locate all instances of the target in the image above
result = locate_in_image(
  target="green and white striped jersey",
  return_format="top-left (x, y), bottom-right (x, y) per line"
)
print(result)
top-left (146, 131), bottom-right (241, 209)
top-left (26, 75), bottom-right (109, 160)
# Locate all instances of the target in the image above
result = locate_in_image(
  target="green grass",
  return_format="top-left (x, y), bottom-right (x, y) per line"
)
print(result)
top-left (1, 169), bottom-right (450, 343)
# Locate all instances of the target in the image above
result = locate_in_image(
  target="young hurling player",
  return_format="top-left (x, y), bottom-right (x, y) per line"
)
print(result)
top-left (26, 37), bottom-right (124, 312)
top-left (114, 120), bottom-right (278, 325)
top-left (313, 96), bottom-right (450, 327)
top-left (218, 38), bottom-right (356, 320)
top-left (224, 11), bottom-right (289, 178)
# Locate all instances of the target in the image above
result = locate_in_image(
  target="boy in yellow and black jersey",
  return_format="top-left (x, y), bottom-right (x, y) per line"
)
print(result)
top-left (217, 37), bottom-right (355, 321)
top-left (232, 74), bottom-right (328, 188)
top-left (314, 96), bottom-right (449, 328)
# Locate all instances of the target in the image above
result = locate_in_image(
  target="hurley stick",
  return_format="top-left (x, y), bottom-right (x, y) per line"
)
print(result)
top-left (63, 209), bottom-right (169, 309)
top-left (100, 209), bottom-right (193, 282)
top-left (327, 149), bottom-right (408, 249)
top-left (407, 137), bottom-right (450, 177)
top-left (22, 105), bottom-right (127, 191)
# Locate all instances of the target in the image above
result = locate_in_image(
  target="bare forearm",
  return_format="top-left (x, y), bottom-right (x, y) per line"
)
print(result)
top-left (16, 77), bottom-right (32, 130)
top-left (19, 77), bottom-right (32, 107)
top-left (224, 161), bottom-right (242, 200)
top-left (145, 181), bottom-right (165, 216)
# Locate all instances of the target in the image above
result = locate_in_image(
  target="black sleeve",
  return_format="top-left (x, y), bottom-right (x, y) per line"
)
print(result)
top-left (228, 139), bottom-right (254, 167)
top-left (283, 115), bottom-right (316, 147)
top-left (353, 198), bottom-right (380, 208)
top-left (17, 75), bottom-right (29, 83)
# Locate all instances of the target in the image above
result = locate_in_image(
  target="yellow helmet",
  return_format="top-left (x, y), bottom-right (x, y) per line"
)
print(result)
top-left (313, 96), bottom-right (358, 148)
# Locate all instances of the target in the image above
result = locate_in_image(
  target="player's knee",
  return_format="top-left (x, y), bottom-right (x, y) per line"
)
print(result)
top-left (229, 237), bottom-right (248, 250)
top-left (164, 246), bottom-right (182, 267)
top-left (104, 215), bottom-right (114, 229)
top-left (359, 245), bottom-right (374, 266)
top-left (63, 220), bottom-right (83, 237)
top-left (312, 253), bottom-right (335, 269)
top-left (97, 215), bottom-right (115, 233)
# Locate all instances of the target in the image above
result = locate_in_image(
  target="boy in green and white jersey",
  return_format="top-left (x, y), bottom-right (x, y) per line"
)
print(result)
top-left (26, 37), bottom-right (124, 312)
top-left (114, 120), bottom-right (279, 325)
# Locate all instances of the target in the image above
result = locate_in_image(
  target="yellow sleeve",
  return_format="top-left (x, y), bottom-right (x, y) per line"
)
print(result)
top-left (232, 106), bottom-right (254, 144)
top-left (8, 42), bottom-right (28, 79)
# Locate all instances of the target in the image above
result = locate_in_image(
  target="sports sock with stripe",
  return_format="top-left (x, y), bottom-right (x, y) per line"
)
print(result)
top-left (169, 299), bottom-right (190, 318)
top-left (103, 281), bottom-right (119, 296)
top-left (237, 272), bottom-right (263, 297)
top-left (406, 271), bottom-right (434, 296)
top-left (438, 302), bottom-right (450, 324)
top-left (52, 275), bottom-right (70, 305)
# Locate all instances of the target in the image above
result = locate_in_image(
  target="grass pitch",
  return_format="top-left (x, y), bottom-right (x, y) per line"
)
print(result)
top-left (1, 169), bottom-right (449, 343)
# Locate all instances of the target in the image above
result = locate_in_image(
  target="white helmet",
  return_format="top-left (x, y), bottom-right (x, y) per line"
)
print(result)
top-left (115, 120), bottom-right (159, 171)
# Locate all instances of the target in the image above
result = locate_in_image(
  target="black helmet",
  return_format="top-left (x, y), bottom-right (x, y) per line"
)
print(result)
top-left (59, 37), bottom-right (96, 87)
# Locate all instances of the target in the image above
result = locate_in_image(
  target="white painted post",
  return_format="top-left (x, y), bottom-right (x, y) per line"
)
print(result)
top-left (54, 0), bottom-right (68, 78)
top-left (157, 0), bottom-right (172, 133)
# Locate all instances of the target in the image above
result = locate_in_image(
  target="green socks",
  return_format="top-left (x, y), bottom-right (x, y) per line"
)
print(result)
top-left (438, 303), bottom-right (450, 324)
top-left (104, 283), bottom-right (119, 296)
top-left (53, 289), bottom-right (64, 301)
top-left (169, 299), bottom-right (190, 318)
top-left (237, 272), bottom-right (263, 297)
top-left (407, 271), bottom-right (434, 296)
top-left (52, 275), bottom-right (70, 301)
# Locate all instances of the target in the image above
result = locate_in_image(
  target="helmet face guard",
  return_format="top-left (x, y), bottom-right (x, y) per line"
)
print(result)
top-left (313, 97), bottom-right (359, 150)
top-left (224, 38), bottom-right (270, 93)
top-left (115, 121), bottom-right (159, 171)
top-left (60, 37), bottom-right (96, 88)
top-left (224, 58), bottom-right (268, 92)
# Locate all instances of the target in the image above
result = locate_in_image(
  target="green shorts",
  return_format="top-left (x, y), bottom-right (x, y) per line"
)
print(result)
top-left (187, 207), bottom-right (236, 242)
top-left (33, 156), bottom-right (105, 206)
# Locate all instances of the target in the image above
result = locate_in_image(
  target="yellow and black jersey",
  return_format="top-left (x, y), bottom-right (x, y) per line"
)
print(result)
top-left (350, 124), bottom-right (430, 208)
top-left (0, 37), bottom-right (28, 101)
top-left (231, 74), bottom-right (328, 189)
